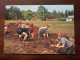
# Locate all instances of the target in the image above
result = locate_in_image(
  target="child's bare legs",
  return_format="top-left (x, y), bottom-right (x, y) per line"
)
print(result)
top-left (19, 34), bottom-right (22, 38)
top-left (43, 33), bottom-right (46, 37)
top-left (4, 30), bottom-right (7, 33)
top-left (47, 33), bottom-right (48, 37)
top-left (38, 32), bottom-right (40, 38)
top-left (43, 32), bottom-right (48, 37)
top-left (24, 34), bottom-right (28, 40)
top-left (31, 33), bottom-right (34, 39)
top-left (38, 36), bottom-right (40, 38)
top-left (22, 32), bottom-right (28, 40)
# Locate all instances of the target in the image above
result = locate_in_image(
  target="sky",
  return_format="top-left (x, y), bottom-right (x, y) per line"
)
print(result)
top-left (6, 5), bottom-right (74, 13)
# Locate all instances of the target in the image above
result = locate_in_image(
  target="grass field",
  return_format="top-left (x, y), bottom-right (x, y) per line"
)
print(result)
top-left (5, 20), bottom-right (74, 37)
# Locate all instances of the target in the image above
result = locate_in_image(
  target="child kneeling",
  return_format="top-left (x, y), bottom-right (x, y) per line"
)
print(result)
top-left (51, 33), bottom-right (74, 54)
top-left (17, 28), bottom-right (30, 41)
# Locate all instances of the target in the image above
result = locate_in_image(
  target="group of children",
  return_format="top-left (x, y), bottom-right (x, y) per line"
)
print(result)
top-left (4, 20), bottom-right (74, 54)
top-left (16, 20), bottom-right (50, 41)
top-left (16, 22), bottom-right (35, 41)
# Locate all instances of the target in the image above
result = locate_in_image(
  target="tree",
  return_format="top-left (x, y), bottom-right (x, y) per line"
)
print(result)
top-left (64, 10), bottom-right (74, 17)
top-left (37, 5), bottom-right (49, 21)
top-left (9, 6), bottom-right (14, 20)
top-left (5, 6), bottom-right (23, 20)
top-left (60, 12), bottom-right (64, 18)
top-left (13, 7), bottom-right (23, 19)
top-left (64, 10), bottom-right (69, 17)
top-left (5, 8), bottom-right (9, 20)
top-left (68, 10), bottom-right (74, 15)
top-left (71, 10), bottom-right (74, 15)
top-left (21, 10), bottom-right (26, 20)
top-left (23, 10), bottom-right (33, 21)
top-left (51, 10), bottom-right (58, 17)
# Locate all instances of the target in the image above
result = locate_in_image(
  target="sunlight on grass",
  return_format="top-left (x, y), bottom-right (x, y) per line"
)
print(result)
top-left (5, 20), bottom-right (74, 36)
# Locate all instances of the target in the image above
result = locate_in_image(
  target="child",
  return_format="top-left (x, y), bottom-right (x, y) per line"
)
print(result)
top-left (38, 25), bottom-right (49, 38)
top-left (51, 33), bottom-right (74, 54)
top-left (4, 25), bottom-right (12, 34)
top-left (17, 28), bottom-right (30, 41)
top-left (4, 25), bottom-right (8, 34)
top-left (28, 23), bottom-right (35, 39)
top-left (16, 20), bottom-right (22, 29)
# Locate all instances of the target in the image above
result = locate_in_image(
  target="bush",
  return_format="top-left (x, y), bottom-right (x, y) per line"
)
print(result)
top-left (59, 19), bottom-right (66, 21)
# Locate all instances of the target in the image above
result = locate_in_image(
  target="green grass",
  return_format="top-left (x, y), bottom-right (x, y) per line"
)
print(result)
top-left (5, 20), bottom-right (74, 28)
top-left (5, 20), bottom-right (74, 37)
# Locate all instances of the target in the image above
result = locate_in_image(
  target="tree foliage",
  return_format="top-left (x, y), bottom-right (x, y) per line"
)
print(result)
top-left (36, 5), bottom-right (50, 21)
top-left (5, 6), bottom-right (23, 20)
top-left (5, 6), bottom-right (74, 21)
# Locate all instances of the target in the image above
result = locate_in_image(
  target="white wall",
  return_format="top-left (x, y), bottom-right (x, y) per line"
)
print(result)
top-left (66, 18), bottom-right (72, 21)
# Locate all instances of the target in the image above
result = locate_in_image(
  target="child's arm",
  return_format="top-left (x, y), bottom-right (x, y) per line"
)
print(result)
top-left (38, 28), bottom-right (41, 35)
top-left (29, 31), bottom-right (30, 36)
top-left (51, 43), bottom-right (65, 48)
top-left (56, 43), bottom-right (65, 48)
top-left (33, 26), bottom-right (35, 34)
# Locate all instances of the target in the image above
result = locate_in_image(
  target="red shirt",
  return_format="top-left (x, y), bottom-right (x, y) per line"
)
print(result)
top-left (28, 25), bottom-right (35, 34)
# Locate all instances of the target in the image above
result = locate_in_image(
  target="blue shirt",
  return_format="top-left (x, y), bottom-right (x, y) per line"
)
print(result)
top-left (19, 28), bottom-right (29, 33)
top-left (58, 37), bottom-right (73, 48)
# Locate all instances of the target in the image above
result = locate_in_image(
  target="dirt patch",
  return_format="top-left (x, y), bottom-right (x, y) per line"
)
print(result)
top-left (4, 23), bottom-right (74, 54)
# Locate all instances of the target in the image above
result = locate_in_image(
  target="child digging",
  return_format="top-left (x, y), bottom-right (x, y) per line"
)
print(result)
top-left (51, 33), bottom-right (74, 54)
top-left (38, 25), bottom-right (49, 38)
top-left (17, 28), bottom-right (30, 42)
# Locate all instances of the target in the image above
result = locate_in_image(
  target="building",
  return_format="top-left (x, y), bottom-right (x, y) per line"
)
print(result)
top-left (46, 17), bottom-right (59, 21)
top-left (66, 15), bottom-right (74, 21)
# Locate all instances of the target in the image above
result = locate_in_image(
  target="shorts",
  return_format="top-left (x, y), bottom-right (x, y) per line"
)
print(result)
top-left (40, 31), bottom-right (45, 36)
top-left (66, 45), bottom-right (74, 54)
top-left (17, 30), bottom-right (22, 35)
top-left (17, 30), bottom-right (29, 35)
top-left (57, 45), bottom-right (74, 54)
